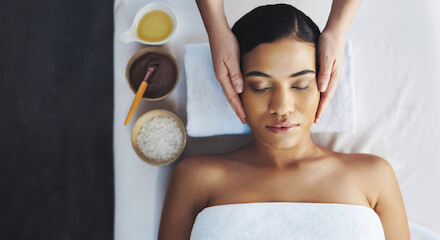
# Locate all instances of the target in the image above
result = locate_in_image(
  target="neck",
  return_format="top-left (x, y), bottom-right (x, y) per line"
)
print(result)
top-left (244, 132), bottom-right (323, 169)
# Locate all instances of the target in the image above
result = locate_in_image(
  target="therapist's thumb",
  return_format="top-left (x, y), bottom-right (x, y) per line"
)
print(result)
top-left (225, 59), bottom-right (244, 94)
top-left (318, 56), bottom-right (334, 93)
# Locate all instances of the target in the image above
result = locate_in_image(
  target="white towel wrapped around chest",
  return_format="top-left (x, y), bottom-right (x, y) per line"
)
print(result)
top-left (190, 202), bottom-right (385, 240)
top-left (184, 40), bottom-right (356, 137)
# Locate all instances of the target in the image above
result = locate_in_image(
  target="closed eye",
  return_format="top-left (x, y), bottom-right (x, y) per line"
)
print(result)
top-left (251, 85), bottom-right (311, 94)
top-left (251, 87), bottom-right (270, 93)
top-left (294, 85), bottom-right (311, 91)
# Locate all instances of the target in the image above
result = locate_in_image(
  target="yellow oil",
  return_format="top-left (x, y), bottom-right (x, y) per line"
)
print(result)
top-left (137, 10), bottom-right (173, 43)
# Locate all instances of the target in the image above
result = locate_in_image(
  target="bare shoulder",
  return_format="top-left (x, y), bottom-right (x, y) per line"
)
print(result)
top-left (158, 154), bottom-right (227, 240)
top-left (339, 152), bottom-right (410, 240)
top-left (334, 153), bottom-right (385, 204)
top-left (173, 154), bottom-right (233, 207)
top-left (339, 153), bottom-right (394, 201)
top-left (346, 153), bottom-right (396, 185)
top-left (338, 152), bottom-right (386, 170)
top-left (338, 153), bottom-right (390, 181)
top-left (174, 154), bottom-right (228, 190)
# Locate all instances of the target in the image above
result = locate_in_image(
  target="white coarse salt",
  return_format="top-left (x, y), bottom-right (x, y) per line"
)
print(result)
top-left (136, 115), bottom-right (184, 162)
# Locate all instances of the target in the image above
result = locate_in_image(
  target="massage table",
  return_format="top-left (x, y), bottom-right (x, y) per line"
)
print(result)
top-left (113, 0), bottom-right (440, 239)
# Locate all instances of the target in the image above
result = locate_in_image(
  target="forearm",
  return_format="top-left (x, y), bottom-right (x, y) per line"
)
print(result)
top-left (324, 0), bottom-right (362, 36)
top-left (195, 0), bottom-right (229, 38)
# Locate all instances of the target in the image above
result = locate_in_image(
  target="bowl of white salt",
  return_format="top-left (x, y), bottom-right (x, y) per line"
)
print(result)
top-left (131, 109), bottom-right (186, 166)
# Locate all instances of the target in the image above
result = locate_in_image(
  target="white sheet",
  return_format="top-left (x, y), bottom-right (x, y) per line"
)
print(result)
top-left (113, 0), bottom-right (440, 239)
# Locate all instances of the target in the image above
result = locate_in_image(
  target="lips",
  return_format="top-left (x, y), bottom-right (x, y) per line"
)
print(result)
top-left (266, 121), bottom-right (298, 128)
top-left (265, 121), bottom-right (299, 134)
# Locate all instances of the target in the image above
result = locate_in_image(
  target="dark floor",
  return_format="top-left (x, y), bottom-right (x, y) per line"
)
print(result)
top-left (0, 0), bottom-right (114, 239)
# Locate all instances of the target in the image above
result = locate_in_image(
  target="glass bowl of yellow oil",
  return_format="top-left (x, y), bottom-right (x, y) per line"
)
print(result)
top-left (119, 2), bottom-right (178, 45)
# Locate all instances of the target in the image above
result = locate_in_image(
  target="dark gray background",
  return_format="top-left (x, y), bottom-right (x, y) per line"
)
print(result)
top-left (1, 0), bottom-right (114, 239)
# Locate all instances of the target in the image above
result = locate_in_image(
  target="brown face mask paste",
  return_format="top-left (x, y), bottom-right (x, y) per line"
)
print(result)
top-left (129, 52), bottom-right (177, 99)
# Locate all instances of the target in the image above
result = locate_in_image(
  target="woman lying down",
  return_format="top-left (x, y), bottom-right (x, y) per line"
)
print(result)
top-left (159, 4), bottom-right (410, 240)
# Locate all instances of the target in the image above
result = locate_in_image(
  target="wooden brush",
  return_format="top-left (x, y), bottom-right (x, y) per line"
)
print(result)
top-left (125, 58), bottom-right (160, 125)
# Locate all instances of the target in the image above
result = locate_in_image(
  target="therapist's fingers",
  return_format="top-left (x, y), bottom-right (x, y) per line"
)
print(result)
top-left (315, 67), bottom-right (341, 122)
top-left (210, 29), bottom-right (246, 123)
top-left (314, 54), bottom-right (334, 123)
top-left (222, 79), bottom-right (246, 124)
top-left (228, 93), bottom-right (246, 124)
top-left (225, 58), bottom-right (244, 94)
top-left (317, 54), bottom-right (334, 93)
top-left (224, 59), bottom-right (247, 122)
top-left (215, 62), bottom-right (247, 124)
top-left (315, 30), bottom-right (346, 123)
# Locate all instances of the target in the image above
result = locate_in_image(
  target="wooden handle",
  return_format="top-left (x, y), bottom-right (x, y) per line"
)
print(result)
top-left (125, 81), bottom-right (148, 125)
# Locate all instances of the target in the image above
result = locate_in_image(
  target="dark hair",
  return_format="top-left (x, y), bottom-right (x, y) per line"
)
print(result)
top-left (231, 4), bottom-right (321, 68)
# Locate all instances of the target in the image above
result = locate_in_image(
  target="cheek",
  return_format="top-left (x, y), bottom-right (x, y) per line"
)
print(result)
top-left (241, 84), bottom-right (253, 111)
top-left (302, 90), bottom-right (320, 114)
top-left (241, 91), bottom-right (255, 114)
top-left (241, 91), bottom-right (267, 118)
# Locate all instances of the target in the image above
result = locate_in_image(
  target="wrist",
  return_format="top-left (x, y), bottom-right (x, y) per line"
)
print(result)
top-left (206, 21), bottom-right (231, 36)
top-left (207, 25), bottom-right (232, 41)
top-left (323, 21), bottom-right (347, 38)
top-left (195, 0), bottom-right (231, 39)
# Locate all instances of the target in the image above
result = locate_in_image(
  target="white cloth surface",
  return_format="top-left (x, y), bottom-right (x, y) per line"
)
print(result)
top-left (190, 202), bottom-right (385, 240)
top-left (113, 0), bottom-right (440, 239)
top-left (184, 41), bottom-right (355, 137)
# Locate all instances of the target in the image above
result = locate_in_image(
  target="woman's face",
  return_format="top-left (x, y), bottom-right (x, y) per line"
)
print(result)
top-left (240, 37), bottom-right (320, 149)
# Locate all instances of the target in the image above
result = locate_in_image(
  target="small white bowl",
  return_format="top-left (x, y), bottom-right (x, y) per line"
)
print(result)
top-left (119, 2), bottom-right (178, 45)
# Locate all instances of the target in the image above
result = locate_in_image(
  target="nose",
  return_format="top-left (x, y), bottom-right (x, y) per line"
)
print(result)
top-left (268, 85), bottom-right (294, 116)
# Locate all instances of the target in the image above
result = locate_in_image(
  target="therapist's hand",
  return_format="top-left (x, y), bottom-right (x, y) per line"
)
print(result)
top-left (315, 29), bottom-right (345, 123)
top-left (209, 27), bottom-right (247, 124)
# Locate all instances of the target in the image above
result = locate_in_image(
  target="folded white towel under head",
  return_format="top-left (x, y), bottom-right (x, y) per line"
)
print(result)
top-left (185, 40), bottom-right (356, 137)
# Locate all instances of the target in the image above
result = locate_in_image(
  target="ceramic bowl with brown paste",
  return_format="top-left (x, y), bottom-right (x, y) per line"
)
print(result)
top-left (125, 47), bottom-right (178, 101)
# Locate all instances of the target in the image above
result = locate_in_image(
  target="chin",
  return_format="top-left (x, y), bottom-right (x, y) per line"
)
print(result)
top-left (255, 131), bottom-right (300, 149)
top-left (268, 138), bottom-right (298, 149)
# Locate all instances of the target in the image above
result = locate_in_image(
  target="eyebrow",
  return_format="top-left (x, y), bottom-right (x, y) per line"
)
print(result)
top-left (244, 70), bottom-right (315, 79)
